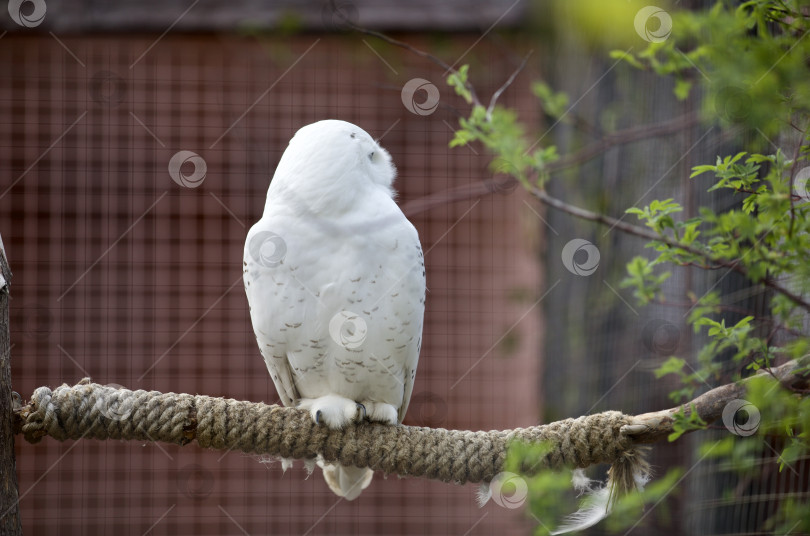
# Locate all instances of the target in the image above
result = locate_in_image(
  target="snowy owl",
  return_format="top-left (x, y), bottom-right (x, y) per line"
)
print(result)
top-left (243, 119), bottom-right (426, 500)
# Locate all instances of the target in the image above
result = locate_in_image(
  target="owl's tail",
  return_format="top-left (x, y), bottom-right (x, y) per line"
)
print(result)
top-left (317, 458), bottom-right (373, 500)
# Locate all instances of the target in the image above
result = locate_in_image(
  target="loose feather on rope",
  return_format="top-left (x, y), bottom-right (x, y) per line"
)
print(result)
top-left (476, 447), bottom-right (651, 534)
top-left (551, 447), bottom-right (651, 534)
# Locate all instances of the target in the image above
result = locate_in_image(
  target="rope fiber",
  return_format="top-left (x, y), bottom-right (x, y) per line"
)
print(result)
top-left (16, 378), bottom-right (639, 484)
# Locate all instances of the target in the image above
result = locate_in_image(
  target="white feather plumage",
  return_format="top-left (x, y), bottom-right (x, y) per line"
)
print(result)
top-left (244, 120), bottom-right (426, 500)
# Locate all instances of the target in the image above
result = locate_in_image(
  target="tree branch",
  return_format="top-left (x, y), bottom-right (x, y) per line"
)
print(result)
top-left (487, 51), bottom-right (532, 120)
top-left (401, 179), bottom-right (810, 314)
top-left (327, 0), bottom-right (483, 108)
top-left (530, 188), bottom-right (810, 314)
top-left (546, 113), bottom-right (701, 172)
top-left (623, 358), bottom-right (809, 443)
top-left (0, 235), bottom-right (22, 535)
top-left (344, 18), bottom-right (810, 313)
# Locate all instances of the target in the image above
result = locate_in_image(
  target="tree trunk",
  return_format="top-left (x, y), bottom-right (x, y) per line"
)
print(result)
top-left (0, 234), bottom-right (22, 535)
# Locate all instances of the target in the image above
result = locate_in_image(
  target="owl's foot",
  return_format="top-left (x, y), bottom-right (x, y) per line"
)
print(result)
top-left (359, 401), bottom-right (398, 425)
top-left (298, 395), bottom-right (365, 429)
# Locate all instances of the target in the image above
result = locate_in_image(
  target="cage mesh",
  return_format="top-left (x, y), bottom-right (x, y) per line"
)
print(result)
top-left (1, 33), bottom-right (542, 535)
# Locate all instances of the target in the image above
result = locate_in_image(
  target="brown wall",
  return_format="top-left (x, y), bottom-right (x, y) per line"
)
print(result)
top-left (1, 33), bottom-right (543, 535)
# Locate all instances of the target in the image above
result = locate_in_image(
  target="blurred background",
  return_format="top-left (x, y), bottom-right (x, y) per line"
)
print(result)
top-left (1, 0), bottom-right (806, 534)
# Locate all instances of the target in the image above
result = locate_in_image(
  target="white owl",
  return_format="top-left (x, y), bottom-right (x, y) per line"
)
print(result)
top-left (243, 120), bottom-right (426, 500)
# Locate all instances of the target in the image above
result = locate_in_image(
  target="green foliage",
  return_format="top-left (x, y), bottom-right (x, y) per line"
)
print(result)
top-left (614, 0), bottom-right (810, 136)
top-left (445, 75), bottom-right (559, 185)
top-left (620, 256), bottom-right (671, 305)
top-left (531, 82), bottom-right (570, 120)
top-left (668, 404), bottom-right (708, 441)
top-left (603, 468), bottom-right (684, 532)
top-left (652, 356), bottom-right (708, 402)
top-left (625, 198), bottom-right (683, 233)
top-left (443, 0), bottom-right (810, 532)
top-left (502, 441), bottom-right (577, 534)
top-left (745, 369), bottom-right (810, 466)
top-left (769, 499), bottom-right (810, 534)
top-left (502, 441), bottom-right (686, 534)
top-left (446, 64), bottom-right (473, 104)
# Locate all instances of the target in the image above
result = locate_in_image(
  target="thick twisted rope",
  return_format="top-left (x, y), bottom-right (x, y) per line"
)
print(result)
top-left (15, 379), bottom-right (636, 484)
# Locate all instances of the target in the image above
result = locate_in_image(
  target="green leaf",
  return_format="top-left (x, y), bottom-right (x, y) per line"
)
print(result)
top-left (690, 165), bottom-right (717, 178)
top-left (655, 356), bottom-right (687, 379)
top-left (674, 78), bottom-right (693, 100)
top-left (446, 64), bottom-right (472, 104)
top-left (668, 404), bottom-right (708, 441)
top-left (609, 49), bottom-right (644, 69)
top-left (531, 82), bottom-right (570, 119)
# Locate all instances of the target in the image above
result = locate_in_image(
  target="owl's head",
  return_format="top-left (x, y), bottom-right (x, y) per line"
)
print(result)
top-left (267, 120), bottom-right (398, 213)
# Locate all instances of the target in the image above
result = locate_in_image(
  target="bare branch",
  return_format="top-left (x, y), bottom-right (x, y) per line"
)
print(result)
top-left (335, 18), bottom-right (810, 314)
top-left (328, 0), bottom-right (483, 107)
top-left (623, 358), bottom-right (809, 443)
top-left (401, 178), bottom-right (810, 314)
top-left (547, 113), bottom-right (701, 172)
top-left (530, 187), bottom-right (810, 314)
top-left (402, 181), bottom-right (492, 216)
top-left (486, 51), bottom-right (532, 120)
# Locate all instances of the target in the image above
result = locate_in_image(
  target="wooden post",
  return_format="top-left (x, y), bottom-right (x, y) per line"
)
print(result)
top-left (0, 233), bottom-right (22, 534)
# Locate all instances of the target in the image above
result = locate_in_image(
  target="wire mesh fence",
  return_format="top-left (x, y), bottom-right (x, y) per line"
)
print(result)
top-left (0, 32), bottom-right (543, 535)
top-left (2, 3), bottom-right (808, 534)
top-left (541, 20), bottom-right (810, 535)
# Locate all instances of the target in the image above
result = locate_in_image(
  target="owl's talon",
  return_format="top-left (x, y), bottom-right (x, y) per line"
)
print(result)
top-left (356, 403), bottom-right (367, 421)
top-left (300, 396), bottom-right (362, 428)
top-left (360, 401), bottom-right (398, 425)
